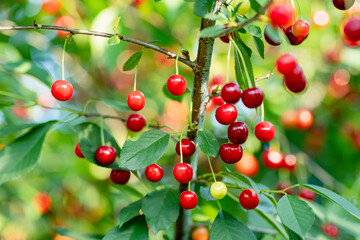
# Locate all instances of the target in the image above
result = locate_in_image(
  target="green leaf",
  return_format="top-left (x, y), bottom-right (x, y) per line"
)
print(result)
top-left (54, 228), bottom-right (103, 240)
top-left (162, 84), bottom-right (185, 102)
top-left (123, 51), bottom-right (143, 71)
top-left (103, 216), bottom-right (148, 240)
top-left (264, 24), bottom-right (281, 45)
top-left (142, 188), bottom-right (179, 234)
top-left (233, 35), bottom-right (255, 89)
top-left (204, 13), bottom-right (228, 21)
top-left (254, 209), bottom-right (288, 239)
top-left (197, 128), bottom-right (219, 157)
top-left (194, 0), bottom-right (215, 17)
top-left (277, 195), bottom-right (315, 239)
top-left (76, 122), bottom-right (121, 169)
top-left (249, 0), bottom-right (261, 11)
top-left (0, 121), bottom-right (56, 185)
top-left (200, 25), bottom-right (225, 38)
top-left (108, 36), bottom-right (120, 46)
top-left (119, 199), bottom-right (143, 227)
top-left (244, 25), bottom-right (262, 38)
top-left (120, 130), bottom-right (170, 170)
top-left (223, 171), bottom-right (260, 193)
top-left (101, 99), bottom-right (130, 112)
top-left (210, 210), bottom-right (256, 240)
top-left (113, 17), bottom-right (121, 33)
top-left (234, 50), bottom-right (248, 90)
top-left (253, 36), bottom-right (264, 59)
top-left (301, 184), bottom-right (360, 219)
top-left (112, 184), bottom-right (144, 199)
top-left (0, 123), bottom-right (38, 136)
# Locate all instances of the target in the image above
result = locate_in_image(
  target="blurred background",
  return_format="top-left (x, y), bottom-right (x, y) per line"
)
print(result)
top-left (0, 0), bottom-right (360, 239)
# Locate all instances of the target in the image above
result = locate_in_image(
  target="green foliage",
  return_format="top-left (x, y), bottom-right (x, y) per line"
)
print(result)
top-left (198, 128), bottom-right (219, 157)
top-left (123, 51), bottom-right (143, 71)
top-left (119, 199), bottom-right (143, 227)
top-left (101, 99), bottom-right (130, 112)
top-left (194, 0), bottom-right (216, 17)
top-left (103, 216), bottom-right (148, 240)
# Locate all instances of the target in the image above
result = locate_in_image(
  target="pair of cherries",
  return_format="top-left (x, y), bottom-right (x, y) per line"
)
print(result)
top-left (127, 90), bottom-right (146, 132)
top-left (262, 149), bottom-right (296, 170)
top-left (276, 54), bottom-right (307, 93)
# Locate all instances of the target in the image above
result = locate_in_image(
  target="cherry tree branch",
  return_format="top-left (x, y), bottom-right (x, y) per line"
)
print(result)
top-left (0, 23), bottom-right (196, 69)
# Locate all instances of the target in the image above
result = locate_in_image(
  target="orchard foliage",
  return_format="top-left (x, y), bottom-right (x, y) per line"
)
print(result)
top-left (0, 0), bottom-right (360, 239)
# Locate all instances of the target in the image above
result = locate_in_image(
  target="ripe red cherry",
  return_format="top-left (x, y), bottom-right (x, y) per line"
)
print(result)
top-left (276, 54), bottom-right (297, 75)
top-left (221, 83), bottom-right (241, 104)
top-left (276, 182), bottom-right (294, 195)
top-left (333, 0), bottom-right (355, 10)
top-left (285, 25), bottom-right (308, 45)
top-left (42, 0), bottom-right (62, 15)
top-left (268, 2), bottom-right (294, 28)
top-left (110, 169), bottom-right (131, 185)
top-left (219, 27), bottom-right (234, 43)
top-left (95, 146), bottom-right (117, 166)
top-left (292, 19), bottom-right (310, 38)
top-left (264, 24), bottom-right (282, 46)
top-left (299, 188), bottom-right (316, 201)
top-left (33, 192), bottom-right (51, 214)
top-left (74, 142), bottom-right (84, 158)
top-left (227, 122), bottom-right (249, 144)
top-left (239, 189), bottom-right (259, 210)
top-left (126, 113), bottom-right (145, 132)
top-left (215, 104), bottom-right (237, 125)
top-left (209, 84), bottom-right (224, 106)
top-left (176, 139), bottom-right (196, 157)
top-left (54, 15), bottom-right (75, 38)
top-left (167, 74), bottom-right (187, 96)
top-left (262, 150), bottom-right (284, 169)
top-left (180, 191), bottom-right (198, 209)
top-left (127, 90), bottom-right (145, 111)
top-left (283, 154), bottom-right (297, 170)
top-left (173, 163), bottom-right (193, 183)
top-left (344, 17), bottom-right (360, 42)
top-left (145, 164), bottom-right (163, 182)
top-left (255, 121), bottom-right (276, 142)
top-left (219, 143), bottom-right (243, 164)
top-left (51, 80), bottom-right (73, 101)
top-left (322, 223), bottom-right (339, 238)
top-left (283, 66), bottom-right (307, 93)
top-left (241, 87), bottom-right (264, 109)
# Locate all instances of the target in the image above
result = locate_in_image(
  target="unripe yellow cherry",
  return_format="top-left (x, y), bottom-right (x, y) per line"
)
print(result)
top-left (210, 182), bottom-right (228, 200)
top-left (233, 0), bottom-right (251, 15)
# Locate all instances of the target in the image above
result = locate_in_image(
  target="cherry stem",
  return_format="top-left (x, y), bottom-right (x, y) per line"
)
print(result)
top-left (175, 50), bottom-right (180, 75)
top-left (61, 35), bottom-right (70, 80)
top-left (179, 124), bottom-right (189, 163)
top-left (295, 0), bottom-right (303, 19)
top-left (99, 117), bottom-right (105, 146)
top-left (133, 65), bottom-right (138, 91)
top-left (230, 38), bottom-right (252, 88)
top-left (261, 102), bottom-right (265, 122)
top-left (189, 101), bottom-right (194, 130)
top-left (187, 182), bottom-right (191, 191)
top-left (226, 40), bottom-right (232, 84)
top-left (207, 155), bottom-right (217, 182)
top-left (289, 0), bottom-right (297, 23)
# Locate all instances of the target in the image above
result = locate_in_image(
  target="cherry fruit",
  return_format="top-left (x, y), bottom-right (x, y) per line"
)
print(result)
top-left (262, 150), bottom-right (284, 169)
top-left (255, 121), bottom-right (276, 142)
top-left (235, 153), bottom-right (259, 177)
top-left (292, 19), bottom-right (310, 38)
top-left (219, 143), bottom-right (243, 164)
top-left (51, 80), bottom-right (73, 101)
top-left (54, 15), bottom-right (75, 38)
top-left (221, 83), bottom-right (241, 104)
top-left (110, 169), bottom-right (131, 185)
top-left (167, 74), bottom-right (187, 96)
top-left (145, 164), bottom-right (163, 182)
top-left (210, 182), bottom-right (227, 200)
top-left (227, 122), bottom-right (249, 144)
top-left (176, 139), bottom-right (196, 157)
top-left (127, 90), bottom-right (145, 111)
top-left (283, 154), bottom-right (297, 170)
top-left (33, 193), bottom-right (51, 214)
top-left (276, 182), bottom-right (294, 195)
top-left (42, 0), bottom-right (62, 15)
top-left (191, 227), bottom-right (209, 240)
top-left (239, 189), bottom-right (259, 210)
top-left (233, 0), bottom-right (251, 15)
top-left (276, 54), bottom-right (297, 75)
top-left (74, 142), bottom-right (84, 158)
top-left (95, 146), bottom-right (117, 166)
top-left (173, 163), bottom-right (193, 183)
top-left (283, 66), bottom-right (307, 93)
top-left (180, 191), bottom-right (198, 209)
top-left (344, 17), bottom-right (360, 42)
top-left (241, 87), bottom-right (264, 108)
top-left (264, 24), bottom-right (282, 46)
top-left (126, 113), bottom-right (145, 132)
top-left (215, 104), bottom-right (237, 125)
top-left (268, 2), bottom-right (294, 28)
top-left (285, 25), bottom-right (308, 45)
top-left (333, 0), bottom-right (355, 10)
top-left (322, 223), bottom-right (339, 238)
top-left (299, 188), bottom-right (317, 201)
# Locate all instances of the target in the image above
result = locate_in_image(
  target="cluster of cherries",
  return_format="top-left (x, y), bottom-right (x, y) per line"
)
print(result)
top-left (276, 53), bottom-right (307, 93)
top-left (262, 149), bottom-right (297, 170)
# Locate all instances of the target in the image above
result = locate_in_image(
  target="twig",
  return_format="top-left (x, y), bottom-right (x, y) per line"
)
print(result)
top-left (255, 72), bottom-right (273, 82)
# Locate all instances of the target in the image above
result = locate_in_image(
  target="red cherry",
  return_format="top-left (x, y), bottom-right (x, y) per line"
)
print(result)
top-left (95, 146), bottom-right (117, 166)
top-left (33, 192), bottom-right (51, 214)
top-left (215, 104), bottom-right (237, 125)
top-left (173, 163), bottom-right (193, 183)
top-left (283, 154), bottom-right (297, 170)
top-left (211, 96), bottom-right (225, 106)
top-left (255, 121), bottom-right (276, 142)
top-left (299, 188), bottom-right (317, 201)
top-left (333, 0), bottom-right (355, 10)
top-left (292, 19), bottom-right (310, 38)
top-left (51, 80), bottom-right (73, 101)
top-left (221, 83), bottom-right (241, 104)
top-left (54, 15), bottom-right (75, 38)
top-left (126, 113), bottom-right (145, 132)
top-left (219, 143), bottom-right (243, 164)
top-left (74, 142), bottom-right (84, 158)
top-left (283, 66), bottom-right (307, 93)
top-left (220, 35), bottom-right (230, 43)
top-left (276, 182), bottom-right (294, 195)
top-left (227, 122), bottom-right (249, 144)
top-left (180, 191), bottom-right (198, 209)
top-left (212, 76), bottom-right (225, 85)
top-left (241, 87), bottom-right (264, 109)
top-left (276, 54), bottom-right (297, 75)
top-left (145, 164), bottom-right (163, 182)
top-left (296, 109), bottom-right (313, 129)
top-left (42, 0), bottom-right (62, 15)
top-left (176, 139), bottom-right (196, 157)
top-left (285, 25), bottom-right (308, 45)
top-left (344, 17), bottom-right (360, 42)
top-left (262, 150), bottom-right (284, 169)
top-left (127, 90), bottom-right (145, 111)
top-left (268, 2), bottom-right (295, 28)
top-left (167, 74), bottom-right (187, 96)
top-left (322, 223), bottom-right (339, 238)
top-left (239, 189), bottom-right (259, 210)
top-left (110, 169), bottom-right (131, 185)
top-left (264, 24), bottom-right (282, 46)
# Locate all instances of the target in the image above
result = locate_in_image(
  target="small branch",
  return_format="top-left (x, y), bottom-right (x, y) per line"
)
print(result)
top-left (255, 72), bottom-right (273, 82)
top-left (0, 24), bottom-right (196, 69)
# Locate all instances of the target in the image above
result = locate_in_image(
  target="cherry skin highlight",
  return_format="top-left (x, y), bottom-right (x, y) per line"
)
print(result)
top-left (74, 142), bottom-right (84, 158)
top-left (255, 121), bottom-right (276, 142)
top-left (51, 80), bottom-right (73, 101)
top-left (221, 82), bottom-right (241, 104)
top-left (276, 54), bottom-right (297, 75)
top-left (241, 87), bottom-right (264, 109)
top-left (110, 169), bottom-right (131, 185)
top-left (167, 74), bottom-right (187, 96)
top-left (180, 191), bottom-right (198, 209)
top-left (173, 163), bottom-right (193, 183)
top-left (262, 150), bottom-right (284, 169)
top-left (126, 113), bottom-right (146, 132)
top-left (95, 146), bottom-right (117, 166)
top-left (127, 90), bottom-right (145, 111)
top-left (239, 189), bottom-right (259, 210)
top-left (175, 139), bottom-right (196, 157)
top-left (227, 122), bottom-right (249, 144)
top-left (215, 104), bottom-right (237, 125)
top-left (145, 164), bottom-right (163, 182)
top-left (219, 143), bottom-right (243, 164)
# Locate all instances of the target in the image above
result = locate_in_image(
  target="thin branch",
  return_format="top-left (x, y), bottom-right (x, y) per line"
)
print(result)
top-left (0, 24), bottom-right (196, 69)
top-left (255, 71), bottom-right (273, 82)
